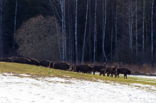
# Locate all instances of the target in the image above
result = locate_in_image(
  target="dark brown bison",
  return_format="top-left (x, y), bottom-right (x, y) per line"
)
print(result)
top-left (27, 58), bottom-right (40, 66)
top-left (8, 57), bottom-right (32, 64)
top-left (0, 58), bottom-right (12, 62)
top-left (92, 65), bottom-right (106, 75)
top-left (99, 69), bottom-right (107, 76)
top-left (105, 66), bottom-right (117, 77)
top-left (0, 57), bottom-right (40, 66)
top-left (49, 62), bottom-right (54, 68)
top-left (53, 62), bottom-right (70, 70)
top-left (116, 68), bottom-right (131, 79)
top-left (39, 60), bottom-right (50, 67)
top-left (73, 65), bottom-right (92, 74)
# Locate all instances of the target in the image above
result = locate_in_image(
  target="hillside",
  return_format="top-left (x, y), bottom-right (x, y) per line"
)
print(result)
top-left (0, 63), bottom-right (156, 103)
top-left (0, 62), bottom-right (156, 87)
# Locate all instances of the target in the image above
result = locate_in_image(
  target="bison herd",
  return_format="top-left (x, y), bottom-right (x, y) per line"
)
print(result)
top-left (0, 57), bottom-right (131, 79)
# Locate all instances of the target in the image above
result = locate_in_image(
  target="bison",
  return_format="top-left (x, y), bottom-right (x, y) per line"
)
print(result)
top-left (92, 65), bottom-right (106, 75)
top-left (39, 60), bottom-right (50, 67)
top-left (53, 62), bottom-right (70, 70)
top-left (27, 58), bottom-right (40, 66)
top-left (49, 62), bottom-right (54, 68)
top-left (99, 69), bottom-right (107, 76)
top-left (105, 66), bottom-right (117, 77)
top-left (0, 57), bottom-right (41, 66)
top-left (8, 57), bottom-right (32, 64)
top-left (73, 65), bottom-right (92, 74)
top-left (0, 58), bottom-right (12, 62)
top-left (116, 68), bottom-right (131, 79)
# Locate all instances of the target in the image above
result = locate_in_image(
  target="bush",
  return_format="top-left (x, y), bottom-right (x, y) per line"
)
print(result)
top-left (15, 15), bottom-right (61, 61)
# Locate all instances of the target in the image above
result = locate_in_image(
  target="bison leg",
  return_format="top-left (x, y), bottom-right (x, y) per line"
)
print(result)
top-left (107, 73), bottom-right (109, 77)
top-left (99, 72), bottom-right (102, 76)
top-left (125, 74), bottom-right (127, 79)
top-left (103, 73), bottom-right (105, 76)
top-left (124, 74), bottom-right (127, 79)
top-left (115, 74), bottom-right (117, 78)
top-left (93, 71), bottom-right (96, 75)
top-left (100, 72), bottom-right (105, 76)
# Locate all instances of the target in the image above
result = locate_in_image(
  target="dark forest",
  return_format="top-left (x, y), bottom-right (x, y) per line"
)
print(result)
top-left (0, 0), bottom-right (156, 65)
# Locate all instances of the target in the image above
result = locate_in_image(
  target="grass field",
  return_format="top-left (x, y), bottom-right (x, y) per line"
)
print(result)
top-left (0, 62), bottom-right (156, 87)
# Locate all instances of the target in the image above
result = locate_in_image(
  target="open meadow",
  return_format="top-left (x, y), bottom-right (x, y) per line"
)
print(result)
top-left (0, 62), bottom-right (156, 103)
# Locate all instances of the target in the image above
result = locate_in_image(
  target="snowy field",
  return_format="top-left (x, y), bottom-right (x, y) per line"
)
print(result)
top-left (0, 74), bottom-right (156, 103)
top-left (130, 75), bottom-right (156, 79)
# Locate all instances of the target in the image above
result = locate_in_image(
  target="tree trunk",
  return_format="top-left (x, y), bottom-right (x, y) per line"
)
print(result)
top-left (93, 0), bottom-right (97, 62)
top-left (129, 0), bottom-right (133, 54)
top-left (102, 0), bottom-right (107, 62)
top-left (13, 0), bottom-right (18, 49)
top-left (115, 0), bottom-right (118, 60)
top-left (0, 0), bottom-right (5, 58)
top-left (135, 0), bottom-right (138, 57)
top-left (81, 0), bottom-right (89, 63)
top-left (75, 0), bottom-right (78, 63)
top-left (151, 0), bottom-right (154, 61)
top-left (142, 0), bottom-right (145, 58)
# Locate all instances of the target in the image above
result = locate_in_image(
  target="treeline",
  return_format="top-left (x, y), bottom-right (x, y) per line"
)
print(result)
top-left (54, 0), bottom-right (156, 64)
top-left (0, 0), bottom-right (156, 65)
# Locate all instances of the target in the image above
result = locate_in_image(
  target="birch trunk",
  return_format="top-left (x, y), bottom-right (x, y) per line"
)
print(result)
top-left (75, 0), bottom-right (78, 63)
top-left (115, 1), bottom-right (118, 60)
top-left (142, 0), bottom-right (145, 55)
top-left (13, 0), bottom-right (18, 49)
top-left (129, 0), bottom-right (133, 53)
top-left (151, 0), bottom-right (154, 60)
top-left (81, 0), bottom-right (89, 63)
top-left (102, 0), bottom-right (107, 62)
top-left (93, 0), bottom-right (97, 62)
top-left (135, 0), bottom-right (138, 57)
top-left (0, 0), bottom-right (3, 58)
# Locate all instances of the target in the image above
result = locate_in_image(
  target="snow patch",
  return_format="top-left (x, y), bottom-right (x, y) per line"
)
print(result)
top-left (130, 75), bottom-right (156, 79)
top-left (0, 74), bottom-right (156, 103)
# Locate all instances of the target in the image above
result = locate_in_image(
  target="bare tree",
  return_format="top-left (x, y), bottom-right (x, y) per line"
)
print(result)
top-left (0, 0), bottom-right (5, 58)
top-left (13, 0), bottom-right (18, 49)
top-left (129, 0), bottom-right (133, 54)
top-left (102, 0), bottom-right (107, 62)
top-left (115, 0), bottom-right (118, 60)
top-left (135, 0), bottom-right (138, 57)
top-left (75, 0), bottom-right (78, 63)
top-left (142, 0), bottom-right (145, 56)
top-left (59, 0), bottom-right (66, 61)
top-left (93, 0), bottom-right (97, 62)
top-left (81, 0), bottom-right (89, 63)
top-left (151, 0), bottom-right (155, 61)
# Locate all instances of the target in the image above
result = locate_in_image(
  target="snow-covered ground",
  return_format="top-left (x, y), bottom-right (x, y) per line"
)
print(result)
top-left (0, 74), bottom-right (156, 103)
top-left (130, 75), bottom-right (156, 79)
